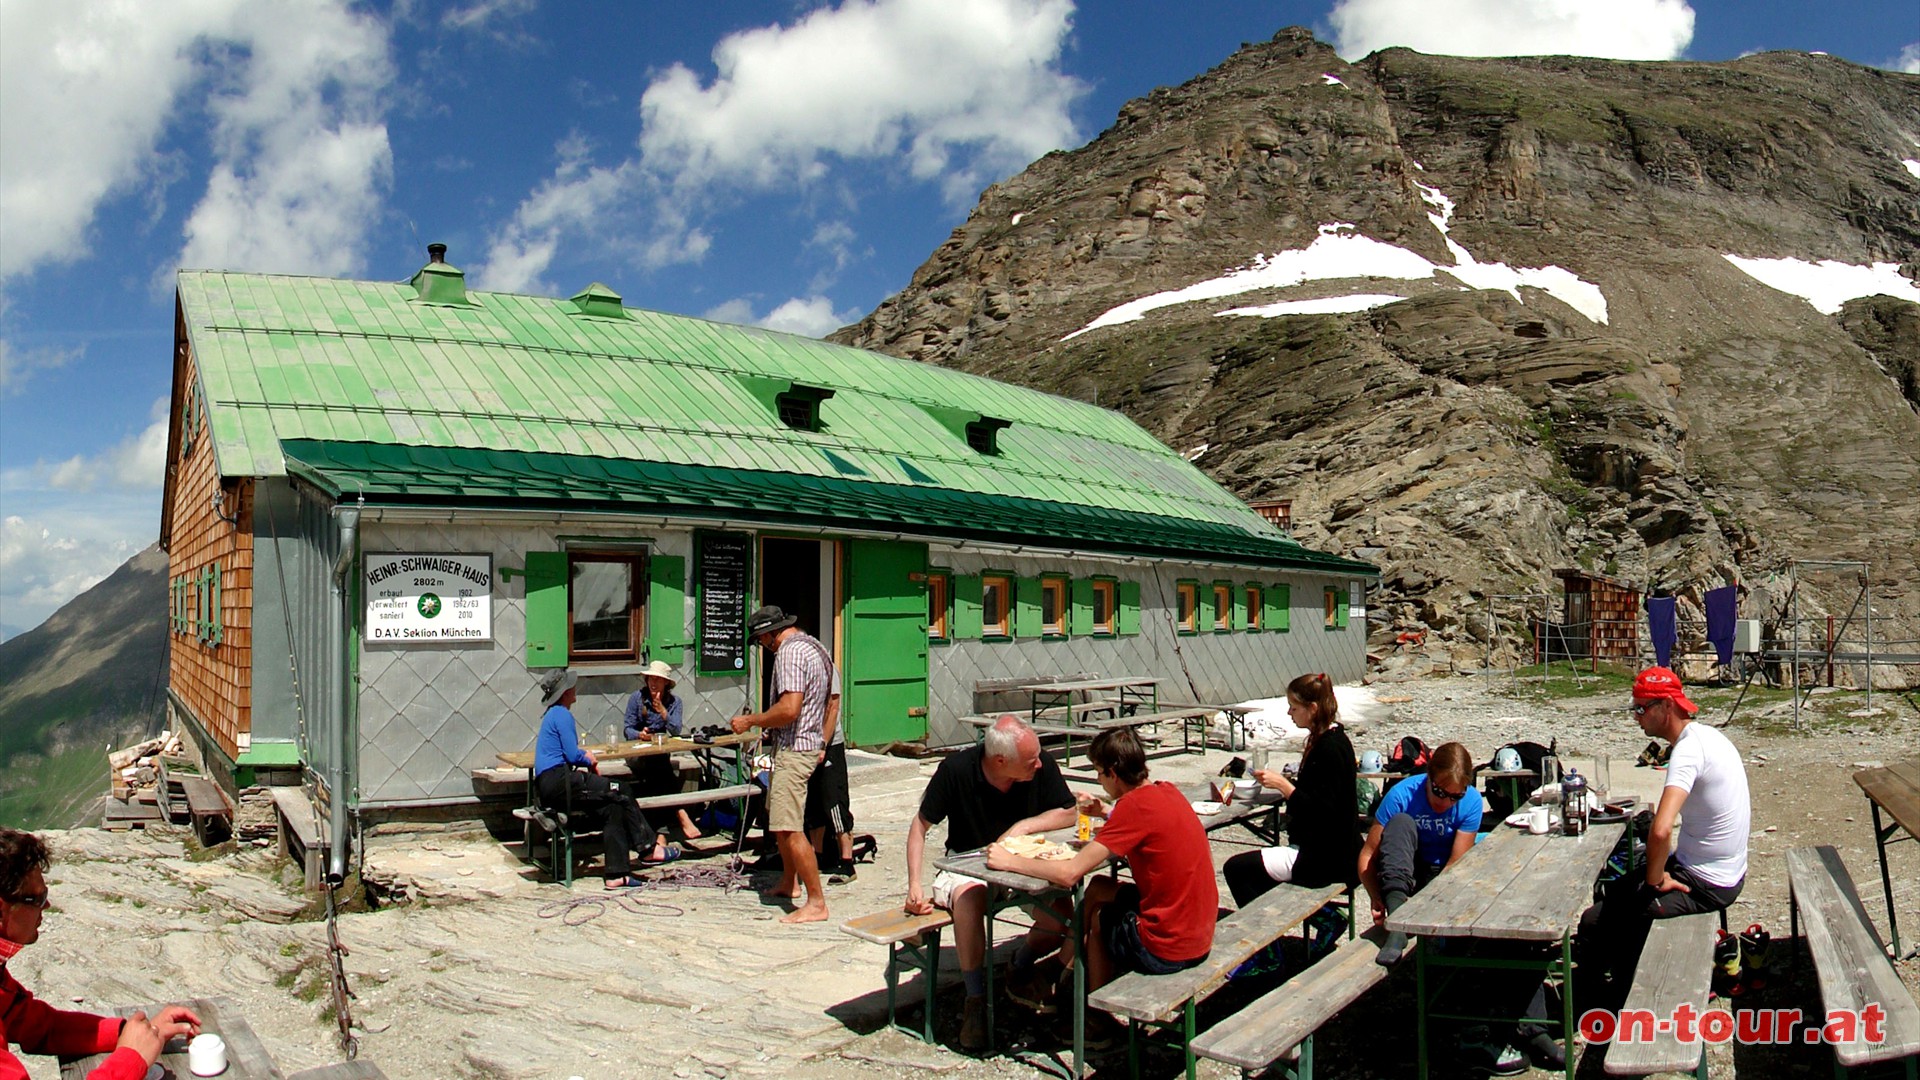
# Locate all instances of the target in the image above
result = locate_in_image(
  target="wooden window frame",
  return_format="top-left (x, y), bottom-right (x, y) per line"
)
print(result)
top-left (981, 572), bottom-right (1014, 640)
top-left (928, 569), bottom-right (952, 643)
top-left (1324, 585), bottom-right (1346, 631)
top-left (1176, 580), bottom-right (1198, 635)
top-left (1246, 583), bottom-right (1263, 632)
top-left (1040, 575), bottom-right (1069, 638)
top-left (1090, 578), bottom-right (1117, 637)
top-left (569, 550), bottom-right (648, 663)
top-left (1213, 581), bottom-right (1233, 633)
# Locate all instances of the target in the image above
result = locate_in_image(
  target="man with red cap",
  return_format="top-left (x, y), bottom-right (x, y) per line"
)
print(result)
top-left (1578, 666), bottom-right (1750, 1001)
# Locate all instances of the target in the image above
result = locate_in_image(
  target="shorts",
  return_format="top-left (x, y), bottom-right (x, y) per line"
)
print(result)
top-left (931, 869), bottom-right (987, 910)
top-left (804, 743), bottom-right (853, 835)
top-left (1103, 884), bottom-right (1207, 977)
top-left (766, 749), bottom-right (820, 833)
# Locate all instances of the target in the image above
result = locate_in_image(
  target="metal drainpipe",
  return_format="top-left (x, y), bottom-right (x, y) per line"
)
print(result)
top-left (327, 504), bottom-right (360, 885)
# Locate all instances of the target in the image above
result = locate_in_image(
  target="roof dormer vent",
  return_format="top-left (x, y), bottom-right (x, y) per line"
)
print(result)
top-left (410, 243), bottom-right (470, 306)
top-left (569, 282), bottom-right (628, 319)
top-left (965, 416), bottom-right (1012, 455)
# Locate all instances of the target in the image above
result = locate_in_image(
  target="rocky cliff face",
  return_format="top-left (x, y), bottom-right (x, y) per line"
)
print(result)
top-left (835, 28), bottom-right (1920, 679)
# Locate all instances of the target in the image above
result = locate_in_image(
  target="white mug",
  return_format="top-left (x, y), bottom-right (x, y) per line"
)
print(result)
top-left (1527, 806), bottom-right (1551, 835)
top-left (189, 1032), bottom-right (227, 1076)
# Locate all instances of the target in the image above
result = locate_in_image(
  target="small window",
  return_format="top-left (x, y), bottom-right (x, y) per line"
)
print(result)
top-left (1324, 585), bottom-right (1344, 631)
top-left (571, 552), bottom-right (647, 661)
top-left (982, 573), bottom-right (1013, 638)
top-left (776, 392), bottom-right (818, 431)
top-left (1177, 581), bottom-right (1198, 634)
top-left (1091, 579), bottom-right (1117, 635)
top-left (1246, 584), bottom-right (1263, 631)
top-left (928, 571), bottom-right (951, 642)
top-left (1041, 577), bottom-right (1068, 637)
top-left (965, 416), bottom-right (1011, 454)
top-left (1213, 582), bottom-right (1233, 633)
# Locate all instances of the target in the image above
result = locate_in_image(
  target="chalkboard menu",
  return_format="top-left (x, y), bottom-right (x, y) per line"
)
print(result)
top-left (697, 530), bottom-right (751, 674)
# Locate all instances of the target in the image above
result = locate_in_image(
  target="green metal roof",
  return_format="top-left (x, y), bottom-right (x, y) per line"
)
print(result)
top-left (177, 268), bottom-right (1376, 574)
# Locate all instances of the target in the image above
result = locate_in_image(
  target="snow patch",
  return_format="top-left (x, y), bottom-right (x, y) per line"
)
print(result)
top-left (1183, 442), bottom-right (1209, 462)
top-left (1321, 73), bottom-right (1345, 86)
top-left (1218, 294), bottom-right (1410, 318)
top-left (1010, 212), bottom-right (1025, 226)
top-left (1903, 159), bottom-right (1920, 180)
top-left (1723, 255), bottom-right (1920, 314)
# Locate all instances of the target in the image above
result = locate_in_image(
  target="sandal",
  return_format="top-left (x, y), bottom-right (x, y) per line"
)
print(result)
top-left (642, 843), bottom-right (683, 866)
top-left (603, 875), bottom-right (646, 890)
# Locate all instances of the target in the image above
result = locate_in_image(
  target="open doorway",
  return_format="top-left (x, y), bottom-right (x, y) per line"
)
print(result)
top-left (757, 536), bottom-right (838, 706)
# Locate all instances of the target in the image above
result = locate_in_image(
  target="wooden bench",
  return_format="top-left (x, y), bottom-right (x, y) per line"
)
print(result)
top-left (1788, 846), bottom-right (1920, 1077)
top-left (842, 908), bottom-right (955, 1044)
top-left (1089, 707), bottom-right (1218, 754)
top-left (517, 772), bottom-right (759, 884)
top-left (269, 785), bottom-right (330, 891)
top-left (1088, 882), bottom-right (1341, 1080)
top-left (287, 1063), bottom-right (391, 1080)
top-left (1602, 911), bottom-right (1717, 1078)
top-left (1191, 925), bottom-right (1413, 1080)
top-left (180, 775), bottom-right (232, 847)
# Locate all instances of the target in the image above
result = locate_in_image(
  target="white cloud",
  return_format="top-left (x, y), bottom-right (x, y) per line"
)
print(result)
top-left (1893, 44), bottom-right (1920, 73)
top-left (476, 0), bottom-right (1082, 287)
top-left (4, 399), bottom-right (170, 493)
top-left (0, 340), bottom-right (81, 396)
top-left (0, 510), bottom-right (149, 638)
top-left (703, 295), bottom-right (858, 338)
top-left (1329, 0), bottom-right (1695, 61)
top-left (0, 1), bottom-right (395, 283)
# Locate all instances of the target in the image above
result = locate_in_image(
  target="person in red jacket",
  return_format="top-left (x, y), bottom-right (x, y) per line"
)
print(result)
top-left (2, 828), bottom-right (201, 1080)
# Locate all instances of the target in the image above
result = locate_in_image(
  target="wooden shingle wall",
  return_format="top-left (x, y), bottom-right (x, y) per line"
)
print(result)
top-left (166, 341), bottom-right (254, 760)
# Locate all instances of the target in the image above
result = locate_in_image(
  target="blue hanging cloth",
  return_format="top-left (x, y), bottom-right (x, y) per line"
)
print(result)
top-left (1704, 585), bottom-right (1738, 666)
top-left (1647, 596), bottom-right (1677, 668)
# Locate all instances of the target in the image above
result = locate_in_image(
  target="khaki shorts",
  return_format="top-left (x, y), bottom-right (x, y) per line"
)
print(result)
top-left (766, 749), bottom-right (821, 833)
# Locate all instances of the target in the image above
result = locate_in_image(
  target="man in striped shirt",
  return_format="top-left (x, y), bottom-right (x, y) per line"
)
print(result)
top-left (731, 604), bottom-right (835, 924)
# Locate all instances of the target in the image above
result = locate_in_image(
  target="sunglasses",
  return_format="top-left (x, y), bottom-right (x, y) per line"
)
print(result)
top-left (4, 892), bottom-right (49, 910)
top-left (1631, 701), bottom-right (1661, 717)
top-left (1430, 785), bottom-right (1469, 803)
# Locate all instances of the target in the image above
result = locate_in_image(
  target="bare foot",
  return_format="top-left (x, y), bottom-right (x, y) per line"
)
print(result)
top-left (678, 812), bottom-right (703, 841)
top-left (780, 902), bottom-right (829, 924)
top-left (762, 884), bottom-right (800, 899)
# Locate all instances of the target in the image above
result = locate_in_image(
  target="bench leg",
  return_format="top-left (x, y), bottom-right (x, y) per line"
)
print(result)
top-left (1871, 802), bottom-right (1902, 958)
top-left (1184, 999), bottom-right (1198, 1080)
top-left (923, 928), bottom-right (942, 1044)
top-left (1294, 1033), bottom-right (1314, 1080)
top-left (1415, 939), bottom-right (1430, 1080)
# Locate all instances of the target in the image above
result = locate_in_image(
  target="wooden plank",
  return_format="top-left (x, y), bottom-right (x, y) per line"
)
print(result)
top-left (1474, 823), bottom-right (1624, 940)
top-left (1089, 883), bottom-right (1341, 1024)
top-left (1854, 760), bottom-right (1920, 838)
top-left (181, 776), bottom-right (229, 817)
top-left (1603, 913), bottom-right (1716, 1075)
top-left (1787, 845), bottom-right (1920, 1066)
top-left (1387, 827), bottom-right (1541, 938)
top-left (268, 786), bottom-right (325, 848)
top-left (841, 908), bottom-right (954, 945)
top-left (62, 996), bottom-right (286, 1080)
top-left (286, 1064), bottom-right (390, 1080)
top-left (630, 783), bottom-right (756, 811)
top-left (1191, 926), bottom-right (1407, 1070)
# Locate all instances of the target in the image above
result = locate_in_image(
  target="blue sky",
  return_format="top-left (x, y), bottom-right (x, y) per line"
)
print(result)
top-left (2, 0), bottom-right (1915, 639)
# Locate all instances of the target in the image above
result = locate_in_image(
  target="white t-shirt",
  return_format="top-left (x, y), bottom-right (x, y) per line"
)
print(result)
top-left (1665, 721), bottom-right (1751, 887)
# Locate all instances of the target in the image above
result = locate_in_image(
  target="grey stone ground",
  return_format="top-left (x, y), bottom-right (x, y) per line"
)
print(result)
top-left (15, 673), bottom-right (1920, 1079)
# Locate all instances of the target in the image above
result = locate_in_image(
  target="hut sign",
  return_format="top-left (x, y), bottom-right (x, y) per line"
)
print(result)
top-left (365, 553), bottom-right (492, 642)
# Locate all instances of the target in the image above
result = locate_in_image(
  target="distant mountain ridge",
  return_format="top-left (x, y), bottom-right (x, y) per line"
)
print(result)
top-left (0, 543), bottom-right (168, 828)
top-left (835, 28), bottom-right (1920, 677)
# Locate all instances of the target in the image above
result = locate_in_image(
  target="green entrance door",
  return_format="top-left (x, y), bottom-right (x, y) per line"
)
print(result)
top-left (842, 539), bottom-right (929, 745)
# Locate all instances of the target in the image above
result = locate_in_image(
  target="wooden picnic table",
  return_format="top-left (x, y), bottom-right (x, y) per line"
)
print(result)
top-left (61, 996), bottom-right (284, 1079)
top-left (1183, 782), bottom-right (1286, 846)
top-left (495, 729), bottom-right (758, 770)
top-left (936, 834), bottom-right (1109, 1079)
top-left (1012, 676), bottom-right (1160, 725)
top-left (1852, 757), bottom-right (1920, 958)
top-left (1387, 822), bottom-right (1625, 1080)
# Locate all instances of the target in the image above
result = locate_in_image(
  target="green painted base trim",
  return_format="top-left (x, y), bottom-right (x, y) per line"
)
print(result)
top-left (236, 741), bottom-right (303, 766)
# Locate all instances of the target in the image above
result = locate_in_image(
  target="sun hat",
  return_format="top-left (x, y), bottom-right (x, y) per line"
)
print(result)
top-left (538, 669), bottom-right (578, 708)
top-left (1632, 666), bottom-right (1698, 714)
top-left (746, 604), bottom-right (798, 640)
top-left (640, 660), bottom-right (678, 687)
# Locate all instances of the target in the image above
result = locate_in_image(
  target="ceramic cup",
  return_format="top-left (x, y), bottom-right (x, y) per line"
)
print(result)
top-left (1527, 806), bottom-right (1551, 835)
top-left (1232, 778), bottom-right (1259, 802)
top-left (188, 1033), bottom-right (227, 1077)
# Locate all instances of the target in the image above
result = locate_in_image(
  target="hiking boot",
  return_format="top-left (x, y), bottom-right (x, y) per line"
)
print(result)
top-left (1055, 1009), bottom-right (1121, 1051)
top-left (1006, 964), bottom-right (1058, 1015)
top-left (1525, 1031), bottom-right (1567, 1069)
top-left (1457, 1027), bottom-right (1526, 1076)
top-left (1739, 923), bottom-right (1771, 988)
top-left (1376, 890), bottom-right (1411, 966)
top-left (958, 994), bottom-right (989, 1053)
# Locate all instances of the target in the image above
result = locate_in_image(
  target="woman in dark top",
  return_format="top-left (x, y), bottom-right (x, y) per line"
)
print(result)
top-left (1222, 673), bottom-right (1361, 905)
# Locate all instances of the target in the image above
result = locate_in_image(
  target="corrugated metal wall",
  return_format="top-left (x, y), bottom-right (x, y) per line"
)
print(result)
top-left (251, 481), bottom-right (343, 774)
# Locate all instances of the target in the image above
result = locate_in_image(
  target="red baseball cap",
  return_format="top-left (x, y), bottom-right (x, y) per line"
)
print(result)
top-left (1633, 666), bottom-right (1698, 714)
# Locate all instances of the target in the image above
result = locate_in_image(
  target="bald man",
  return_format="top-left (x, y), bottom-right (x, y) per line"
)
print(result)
top-left (905, 714), bottom-right (1076, 1052)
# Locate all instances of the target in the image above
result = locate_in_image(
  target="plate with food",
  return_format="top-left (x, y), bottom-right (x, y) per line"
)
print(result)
top-left (999, 834), bottom-right (1075, 861)
top-left (1190, 800), bottom-right (1225, 816)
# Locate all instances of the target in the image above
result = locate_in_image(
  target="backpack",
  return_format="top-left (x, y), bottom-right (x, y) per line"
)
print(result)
top-left (1386, 736), bottom-right (1431, 775)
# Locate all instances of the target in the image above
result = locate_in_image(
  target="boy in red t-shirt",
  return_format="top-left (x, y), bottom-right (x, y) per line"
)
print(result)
top-left (987, 728), bottom-right (1218, 1034)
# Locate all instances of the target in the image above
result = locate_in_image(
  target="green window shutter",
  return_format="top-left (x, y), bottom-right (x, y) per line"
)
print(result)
top-left (524, 551), bottom-right (570, 668)
top-left (1014, 577), bottom-right (1042, 638)
top-left (210, 563), bottom-right (223, 646)
top-left (647, 554), bottom-right (688, 664)
top-left (196, 569), bottom-right (209, 642)
top-left (1197, 585), bottom-right (1214, 633)
top-left (1337, 585), bottom-right (1351, 629)
top-left (953, 575), bottom-right (983, 638)
top-left (1267, 584), bottom-right (1291, 633)
top-left (1070, 579), bottom-right (1094, 637)
top-left (1117, 581), bottom-right (1141, 636)
top-left (1232, 583), bottom-right (1249, 631)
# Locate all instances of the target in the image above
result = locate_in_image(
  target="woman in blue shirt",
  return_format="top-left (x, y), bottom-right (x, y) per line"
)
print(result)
top-left (534, 670), bottom-right (677, 887)
top-left (623, 661), bottom-right (703, 840)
